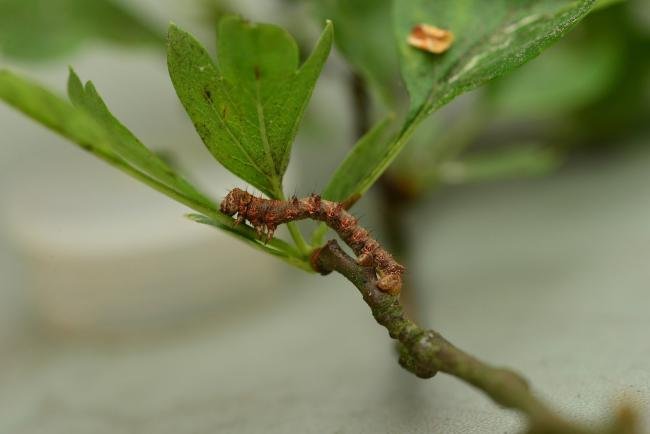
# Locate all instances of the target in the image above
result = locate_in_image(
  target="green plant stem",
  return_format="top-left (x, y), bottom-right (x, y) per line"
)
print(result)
top-left (349, 72), bottom-right (420, 316)
top-left (286, 221), bottom-right (311, 256)
top-left (277, 190), bottom-right (312, 255)
top-left (313, 240), bottom-right (639, 434)
top-left (349, 72), bottom-right (400, 245)
top-left (349, 71), bottom-right (414, 255)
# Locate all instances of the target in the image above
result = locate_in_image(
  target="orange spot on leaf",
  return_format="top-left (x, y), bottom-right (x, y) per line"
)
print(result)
top-left (408, 24), bottom-right (454, 54)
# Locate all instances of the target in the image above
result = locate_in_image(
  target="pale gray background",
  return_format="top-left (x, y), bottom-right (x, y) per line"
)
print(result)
top-left (0, 0), bottom-right (649, 433)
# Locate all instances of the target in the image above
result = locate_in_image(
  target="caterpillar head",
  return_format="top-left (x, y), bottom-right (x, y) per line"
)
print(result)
top-left (220, 188), bottom-right (250, 216)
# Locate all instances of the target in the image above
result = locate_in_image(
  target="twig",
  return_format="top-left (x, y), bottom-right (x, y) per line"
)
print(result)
top-left (220, 188), bottom-right (638, 432)
top-left (312, 240), bottom-right (639, 434)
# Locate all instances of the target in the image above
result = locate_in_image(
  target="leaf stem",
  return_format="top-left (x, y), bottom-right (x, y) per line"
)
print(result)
top-left (286, 221), bottom-right (312, 256)
top-left (275, 189), bottom-right (313, 256)
top-left (348, 72), bottom-right (420, 314)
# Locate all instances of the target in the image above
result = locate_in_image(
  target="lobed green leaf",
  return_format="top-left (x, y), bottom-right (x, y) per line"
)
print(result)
top-left (0, 68), bottom-right (311, 269)
top-left (0, 69), bottom-right (120, 161)
top-left (0, 68), bottom-right (313, 269)
top-left (67, 69), bottom-right (215, 209)
top-left (167, 17), bottom-right (333, 199)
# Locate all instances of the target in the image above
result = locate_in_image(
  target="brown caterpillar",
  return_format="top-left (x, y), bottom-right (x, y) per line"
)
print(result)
top-left (220, 188), bottom-right (405, 295)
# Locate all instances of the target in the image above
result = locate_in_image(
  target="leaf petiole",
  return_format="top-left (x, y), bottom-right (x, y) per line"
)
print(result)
top-left (286, 222), bottom-right (312, 257)
top-left (276, 189), bottom-right (312, 256)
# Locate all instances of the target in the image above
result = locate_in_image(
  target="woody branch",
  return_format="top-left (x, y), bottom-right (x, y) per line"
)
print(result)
top-left (312, 241), bottom-right (637, 434)
top-left (221, 188), bottom-right (637, 434)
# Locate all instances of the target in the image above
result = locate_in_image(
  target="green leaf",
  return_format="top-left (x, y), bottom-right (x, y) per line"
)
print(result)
top-left (0, 68), bottom-right (310, 269)
top-left (322, 116), bottom-right (394, 202)
top-left (67, 69), bottom-right (215, 210)
top-left (330, 0), bottom-right (595, 202)
top-left (187, 214), bottom-right (313, 272)
top-left (312, 0), bottom-right (399, 104)
top-left (0, 69), bottom-right (212, 212)
top-left (0, 69), bottom-right (120, 161)
top-left (0, 0), bottom-right (163, 61)
top-left (593, 0), bottom-right (625, 11)
top-left (395, 0), bottom-right (596, 119)
top-left (167, 17), bottom-right (333, 199)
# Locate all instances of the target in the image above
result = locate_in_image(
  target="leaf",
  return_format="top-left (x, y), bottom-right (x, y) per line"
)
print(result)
top-left (167, 17), bottom-right (333, 199)
top-left (593, 0), bottom-right (625, 11)
top-left (311, 0), bottom-right (399, 104)
top-left (322, 116), bottom-right (394, 202)
top-left (326, 0), bottom-right (595, 202)
top-left (67, 69), bottom-right (215, 210)
top-left (0, 0), bottom-right (163, 61)
top-left (395, 0), bottom-right (596, 119)
top-left (0, 69), bottom-right (211, 210)
top-left (0, 68), bottom-right (311, 269)
top-left (0, 69), bottom-right (120, 161)
top-left (187, 214), bottom-right (313, 271)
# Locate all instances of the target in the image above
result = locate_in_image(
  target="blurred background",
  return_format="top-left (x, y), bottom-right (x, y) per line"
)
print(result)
top-left (0, 0), bottom-right (649, 432)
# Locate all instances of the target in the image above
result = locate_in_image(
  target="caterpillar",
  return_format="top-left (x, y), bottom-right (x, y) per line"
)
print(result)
top-left (220, 188), bottom-right (405, 295)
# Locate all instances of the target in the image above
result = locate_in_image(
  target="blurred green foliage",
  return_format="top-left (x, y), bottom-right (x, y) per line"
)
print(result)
top-left (389, 1), bottom-right (650, 194)
top-left (312, 0), bottom-right (399, 105)
top-left (1, 0), bottom-right (647, 209)
top-left (0, 0), bottom-right (647, 267)
top-left (0, 0), bottom-right (163, 61)
top-left (488, 2), bottom-right (649, 143)
top-left (569, 3), bottom-right (650, 148)
top-left (313, 0), bottom-right (600, 201)
top-left (294, 0), bottom-right (649, 197)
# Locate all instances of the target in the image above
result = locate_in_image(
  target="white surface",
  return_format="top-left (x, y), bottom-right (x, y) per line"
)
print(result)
top-left (0, 141), bottom-right (649, 433)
